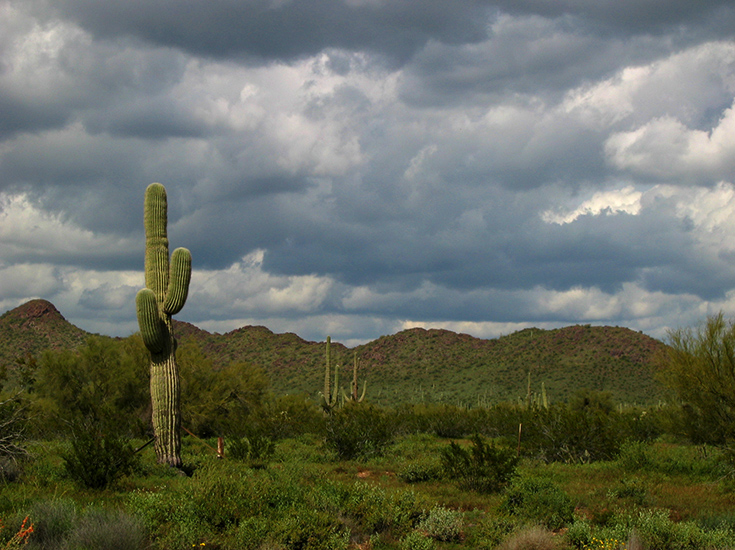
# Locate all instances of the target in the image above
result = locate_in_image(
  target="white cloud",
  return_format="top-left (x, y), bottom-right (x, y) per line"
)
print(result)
top-left (0, 193), bottom-right (136, 262)
top-left (605, 107), bottom-right (735, 181)
top-left (542, 185), bottom-right (643, 224)
top-left (0, 264), bottom-right (63, 298)
top-left (190, 249), bottom-right (335, 316)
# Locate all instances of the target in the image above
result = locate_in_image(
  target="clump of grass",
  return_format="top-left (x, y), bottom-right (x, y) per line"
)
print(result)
top-left (63, 508), bottom-right (146, 550)
top-left (24, 499), bottom-right (77, 550)
top-left (495, 525), bottom-right (555, 550)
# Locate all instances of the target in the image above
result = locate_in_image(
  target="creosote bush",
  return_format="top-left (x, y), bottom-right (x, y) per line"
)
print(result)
top-left (62, 427), bottom-right (137, 489)
top-left (440, 433), bottom-right (518, 493)
top-left (227, 429), bottom-right (275, 467)
top-left (501, 477), bottom-right (574, 530)
top-left (325, 402), bottom-right (393, 460)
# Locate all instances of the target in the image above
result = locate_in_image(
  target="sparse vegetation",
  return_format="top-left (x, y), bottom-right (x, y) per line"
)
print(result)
top-left (3, 305), bottom-right (735, 549)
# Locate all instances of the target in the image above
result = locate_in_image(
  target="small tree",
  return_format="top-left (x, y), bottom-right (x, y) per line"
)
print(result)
top-left (657, 312), bottom-right (735, 453)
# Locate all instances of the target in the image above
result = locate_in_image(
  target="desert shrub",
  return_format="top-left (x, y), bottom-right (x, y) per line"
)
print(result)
top-left (617, 440), bottom-right (652, 471)
top-left (339, 481), bottom-right (425, 539)
top-left (272, 507), bottom-right (350, 550)
top-left (64, 508), bottom-right (147, 550)
top-left (33, 336), bottom-right (150, 437)
top-left (496, 525), bottom-right (555, 550)
top-left (400, 530), bottom-right (436, 550)
top-left (522, 393), bottom-right (623, 463)
top-left (565, 518), bottom-right (592, 548)
top-left (62, 428), bottom-right (137, 489)
top-left (397, 458), bottom-right (443, 483)
top-left (607, 477), bottom-right (648, 506)
top-left (392, 403), bottom-right (477, 438)
top-left (0, 394), bottom-right (30, 467)
top-left (325, 402), bottom-right (393, 460)
top-left (226, 430), bottom-right (275, 466)
top-left (583, 508), bottom-right (735, 550)
top-left (619, 406), bottom-right (665, 442)
top-left (0, 457), bottom-right (23, 484)
top-left (466, 515), bottom-right (519, 550)
top-left (417, 505), bottom-right (463, 542)
top-left (440, 433), bottom-right (518, 493)
top-left (502, 477), bottom-right (574, 530)
top-left (267, 394), bottom-right (325, 439)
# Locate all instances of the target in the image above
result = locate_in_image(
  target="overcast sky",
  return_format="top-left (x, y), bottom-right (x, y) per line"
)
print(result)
top-left (2, 0), bottom-right (735, 345)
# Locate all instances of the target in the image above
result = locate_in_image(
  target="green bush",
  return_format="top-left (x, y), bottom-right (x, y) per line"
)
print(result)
top-left (400, 530), bottom-right (435, 550)
top-left (417, 505), bottom-right (463, 542)
top-left (226, 431), bottom-right (275, 466)
top-left (273, 507), bottom-right (350, 550)
top-left (610, 508), bottom-right (735, 550)
top-left (607, 477), bottom-right (648, 506)
top-left (397, 458), bottom-right (443, 484)
top-left (325, 402), bottom-right (393, 460)
top-left (522, 395), bottom-right (623, 463)
top-left (62, 428), bottom-right (137, 489)
top-left (501, 477), bottom-right (574, 530)
top-left (617, 439), bottom-right (652, 471)
top-left (440, 433), bottom-right (518, 493)
top-left (466, 515), bottom-right (519, 550)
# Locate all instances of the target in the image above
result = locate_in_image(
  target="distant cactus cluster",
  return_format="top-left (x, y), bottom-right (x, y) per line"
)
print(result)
top-left (319, 336), bottom-right (366, 413)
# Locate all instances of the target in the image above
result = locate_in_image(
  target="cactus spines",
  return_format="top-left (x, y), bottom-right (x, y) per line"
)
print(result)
top-left (136, 182), bottom-right (191, 467)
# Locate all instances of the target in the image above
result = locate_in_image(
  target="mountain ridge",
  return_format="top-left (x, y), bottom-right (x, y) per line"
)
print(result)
top-left (0, 300), bottom-right (668, 406)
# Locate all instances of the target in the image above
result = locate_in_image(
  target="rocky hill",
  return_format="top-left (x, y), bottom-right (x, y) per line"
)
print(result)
top-left (0, 300), bottom-right (668, 406)
top-left (0, 300), bottom-right (92, 367)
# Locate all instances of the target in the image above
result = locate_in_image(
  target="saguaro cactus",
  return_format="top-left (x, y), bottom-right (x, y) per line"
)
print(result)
top-left (320, 336), bottom-right (340, 413)
top-left (346, 352), bottom-right (367, 403)
top-left (136, 183), bottom-right (191, 467)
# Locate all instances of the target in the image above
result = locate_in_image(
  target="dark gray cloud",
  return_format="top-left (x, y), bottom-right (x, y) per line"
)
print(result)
top-left (29, 0), bottom-right (491, 65)
top-left (2, 0), bottom-right (735, 342)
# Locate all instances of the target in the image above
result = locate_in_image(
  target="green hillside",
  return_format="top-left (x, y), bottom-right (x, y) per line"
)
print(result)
top-left (0, 300), bottom-right (667, 406)
top-left (173, 321), bottom-right (666, 406)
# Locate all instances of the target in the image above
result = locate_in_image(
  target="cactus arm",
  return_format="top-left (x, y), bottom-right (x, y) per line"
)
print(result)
top-left (164, 247), bottom-right (192, 315)
top-left (136, 289), bottom-right (164, 354)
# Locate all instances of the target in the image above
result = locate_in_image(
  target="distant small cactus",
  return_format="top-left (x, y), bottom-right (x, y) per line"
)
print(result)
top-left (346, 352), bottom-right (367, 403)
top-left (319, 336), bottom-right (341, 413)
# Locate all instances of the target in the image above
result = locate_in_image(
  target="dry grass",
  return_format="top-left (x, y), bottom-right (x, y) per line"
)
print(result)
top-left (496, 525), bottom-right (556, 550)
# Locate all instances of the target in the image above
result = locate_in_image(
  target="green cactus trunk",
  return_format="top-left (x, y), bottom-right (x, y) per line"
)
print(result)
top-left (150, 330), bottom-right (180, 466)
top-left (136, 183), bottom-right (191, 468)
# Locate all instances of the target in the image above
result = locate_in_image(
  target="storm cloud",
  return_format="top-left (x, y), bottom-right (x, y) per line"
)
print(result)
top-left (2, 0), bottom-right (735, 345)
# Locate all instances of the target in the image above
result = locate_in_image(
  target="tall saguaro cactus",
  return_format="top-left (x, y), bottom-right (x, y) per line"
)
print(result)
top-left (320, 336), bottom-right (340, 413)
top-left (136, 183), bottom-right (191, 467)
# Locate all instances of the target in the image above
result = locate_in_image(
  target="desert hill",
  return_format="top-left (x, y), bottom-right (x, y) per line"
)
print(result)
top-left (0, 300), bottom-right (667, 406)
